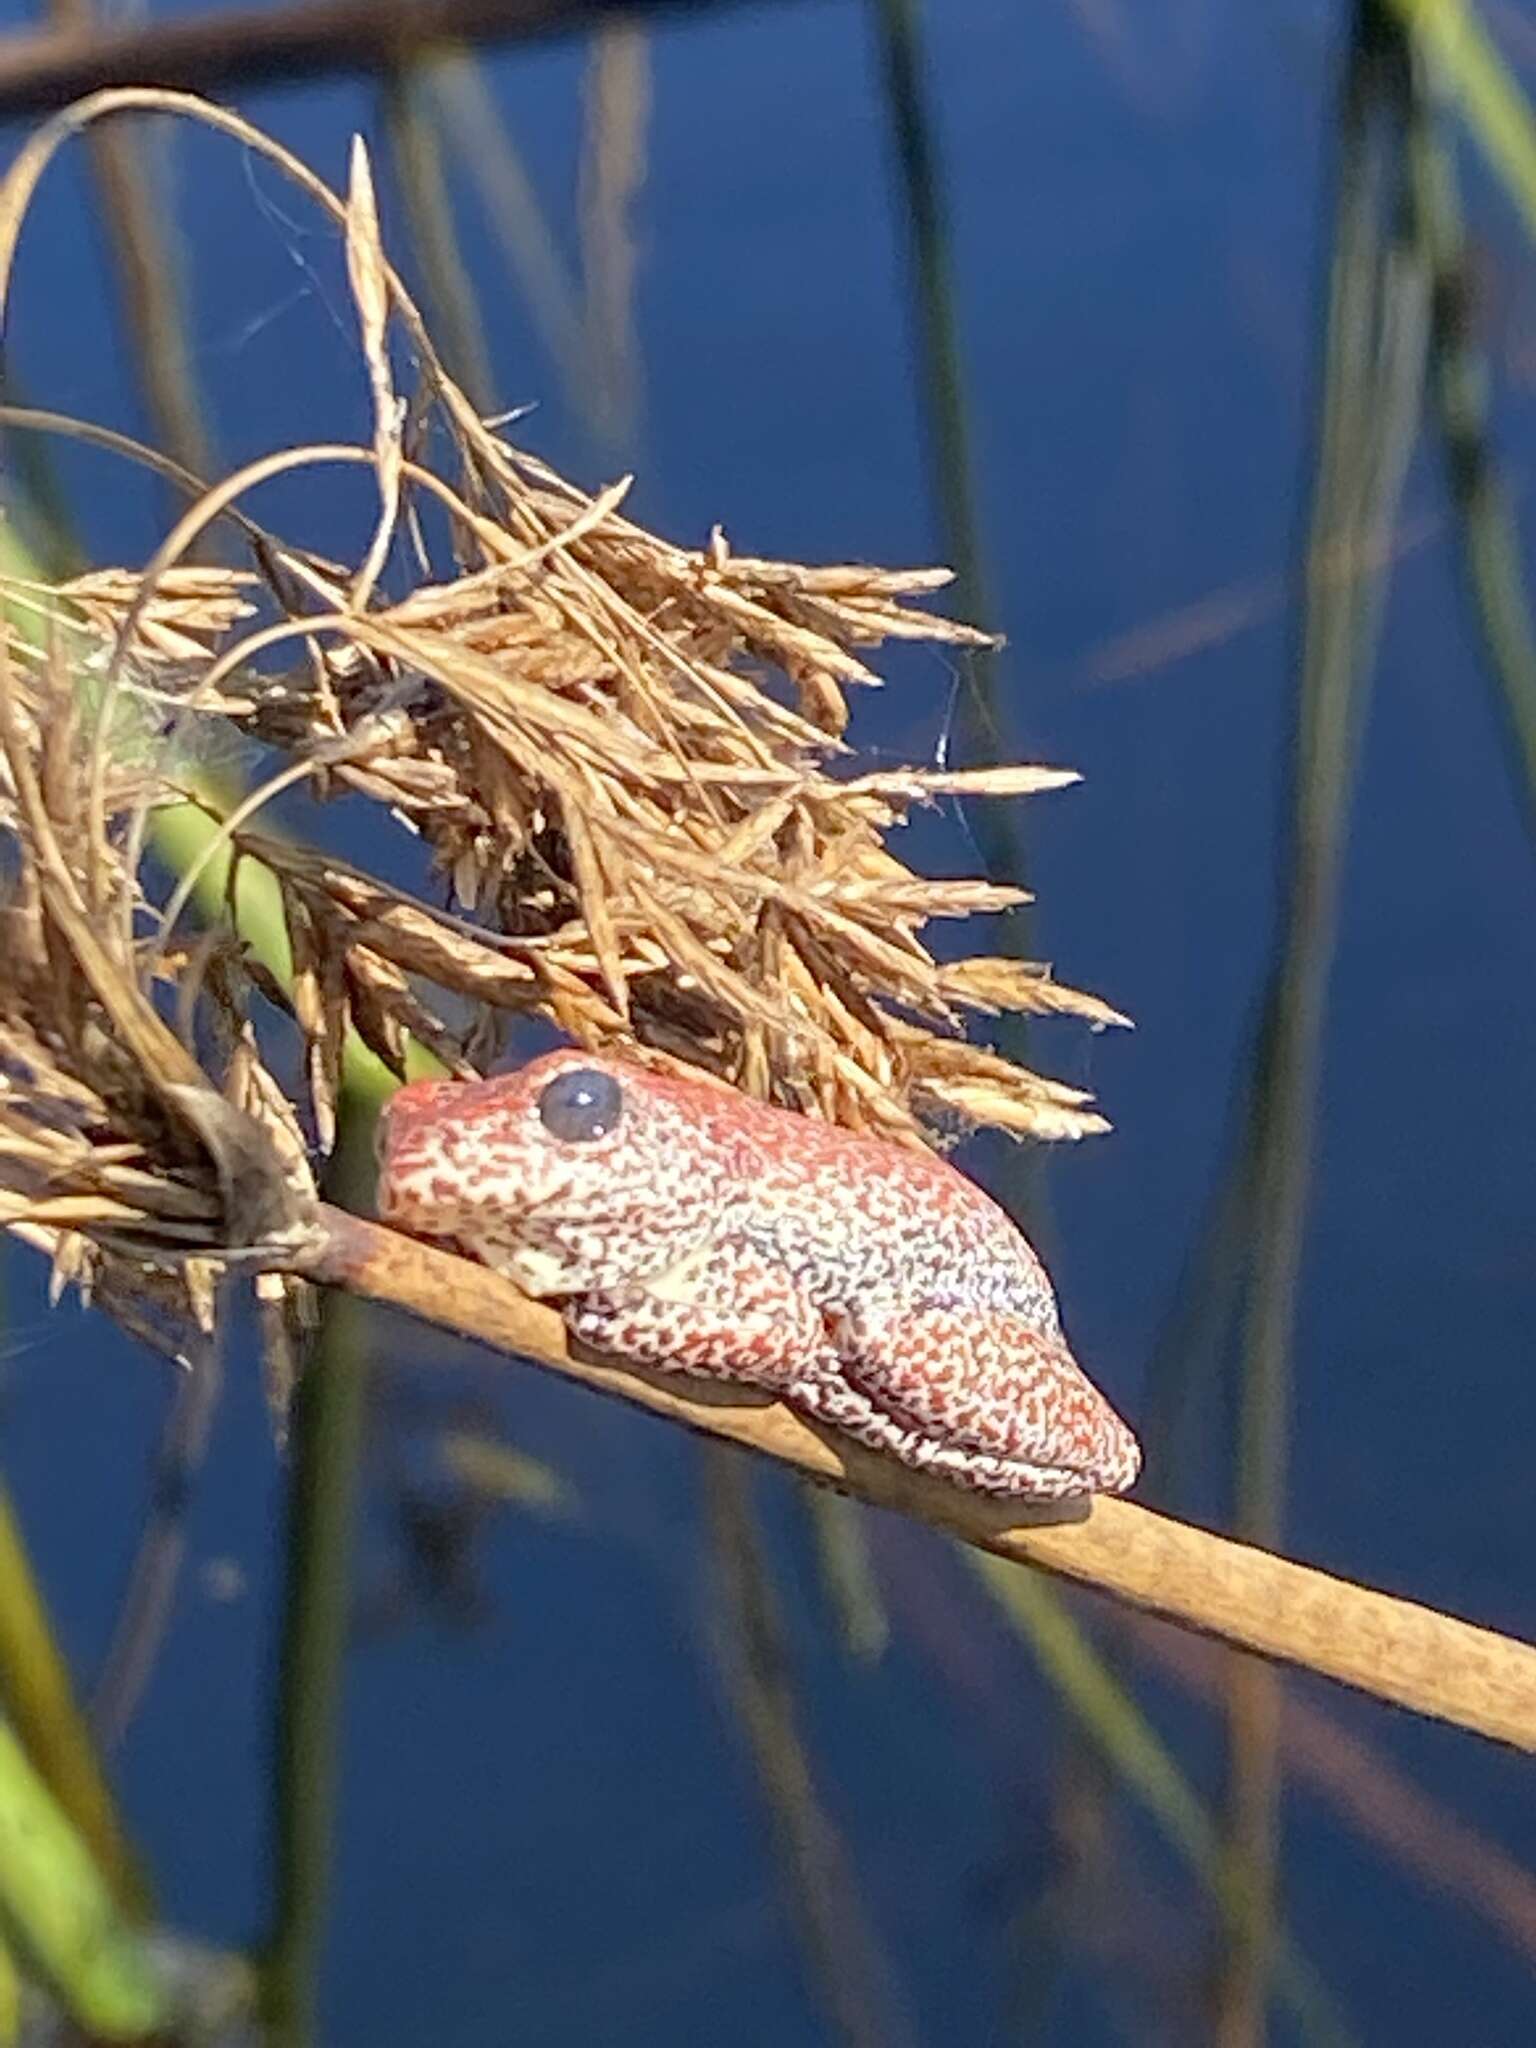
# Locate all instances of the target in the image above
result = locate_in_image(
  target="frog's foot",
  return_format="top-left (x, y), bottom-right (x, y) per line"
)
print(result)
top-left (781, 1360), bottom-right (1100, 1498)
top-left (806, 1300), bottom-right (1141, 1499)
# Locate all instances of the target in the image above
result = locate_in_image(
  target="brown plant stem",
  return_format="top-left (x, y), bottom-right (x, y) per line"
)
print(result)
top-left (0, 0), bottom-right (771, 116)
top-left (301, 1205), bottom-right (1536, 1755)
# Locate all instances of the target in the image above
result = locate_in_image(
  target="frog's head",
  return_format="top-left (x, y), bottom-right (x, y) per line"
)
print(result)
top-left (376, 1047), bottom-right (746, 1296)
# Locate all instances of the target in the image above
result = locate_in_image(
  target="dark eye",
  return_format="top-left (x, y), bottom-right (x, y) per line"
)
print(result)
top-left (537, 1067), bottom-right (623, 1143)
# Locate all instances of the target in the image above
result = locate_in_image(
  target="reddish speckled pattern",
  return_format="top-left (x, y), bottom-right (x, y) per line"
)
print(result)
top-left (377, 1048), bottom-right (1141, 1498)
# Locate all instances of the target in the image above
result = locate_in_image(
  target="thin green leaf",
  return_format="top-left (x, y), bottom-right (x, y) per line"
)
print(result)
top-left (1387, 0), bottom-right (1536, 236)
top-left (0, 1718), bottom-right (167, 2039)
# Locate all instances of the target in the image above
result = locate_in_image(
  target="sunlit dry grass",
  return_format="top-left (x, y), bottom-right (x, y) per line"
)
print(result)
top-left (0, 92), bottom-right (1126, 1359)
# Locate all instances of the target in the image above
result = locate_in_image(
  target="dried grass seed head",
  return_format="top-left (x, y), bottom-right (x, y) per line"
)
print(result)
top-left (0, 92), bottom-right (1129, 1345)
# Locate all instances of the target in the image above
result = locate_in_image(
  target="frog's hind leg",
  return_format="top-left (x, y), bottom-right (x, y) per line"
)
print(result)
top-left (568, 1249), bottom-right (1140, 1501)
top-left (810, 1301), bottom-right (1141, 1499)
top-left (781, 1358), bottom-right (1097, 1499)
top-left (570, 1264), bottom-right (1074, 1494)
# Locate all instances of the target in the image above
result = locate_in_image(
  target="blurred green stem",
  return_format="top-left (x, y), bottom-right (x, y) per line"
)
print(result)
top-left (705, 1457), bottom-right (910, 2048)
top-left (381, 60), bottom-right (497, 416)
top-left (1384, 0), bottom-right (1536, 241)
top-left (0, 1493), bottom-right (147, 1913)
top-left (975, 1559), bottom-right (1354, 2047)
top-left (868, 0), bottom-right (1018, 871)
top-left (0, 1716), bottom-right (169, 2039)
top-left (1222, 19), bottom-right (1428, 2044)
top-left (0, 1937), bottom-right (16, 2048)
top-left (147, 799), bottom-right (419, 1108)
top-left (869, 0), bottom-right (987, 632)
top-left (423, 53), bottom-right (588, 404)
top-left (1406, 58), bottom-right (1536, 821)
top-left (805, 1492), bottom-right (889, 1663)
top-left (150, 776), bottom-right (408, 2048)
top-left (260, 1117), bottom-right (376, 2048)
top-left (868, 0), bottom-right (1043, 1225)
top-left (46, 0), bottom-right (214, 495)
top-left (578, 23), bottom-right (649, 447)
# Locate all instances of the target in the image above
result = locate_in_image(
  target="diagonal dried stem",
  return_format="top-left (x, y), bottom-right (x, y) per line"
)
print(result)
top-left (308, 1206), bottom-right (1536, 1756)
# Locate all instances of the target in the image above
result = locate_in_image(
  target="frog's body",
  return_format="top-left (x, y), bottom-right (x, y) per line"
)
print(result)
top-left (376, 1048), bottom-right (1141, 1500)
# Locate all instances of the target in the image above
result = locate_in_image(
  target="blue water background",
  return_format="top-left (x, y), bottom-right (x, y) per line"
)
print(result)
top-left (2, 1), bottom-right (1535, 2041)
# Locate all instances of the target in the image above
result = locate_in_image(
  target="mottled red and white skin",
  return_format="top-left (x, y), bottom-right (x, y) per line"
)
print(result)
top-left (376, 1047), bottom-right (1141, 1500)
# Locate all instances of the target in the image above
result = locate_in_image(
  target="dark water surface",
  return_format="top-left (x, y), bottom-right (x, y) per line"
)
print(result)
top-left (3, 2), bottom-right (1535, 2042)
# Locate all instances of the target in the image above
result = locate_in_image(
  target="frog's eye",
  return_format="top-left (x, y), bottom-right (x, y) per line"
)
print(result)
top-left (537, 1067), bottom-right (624, 1143)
